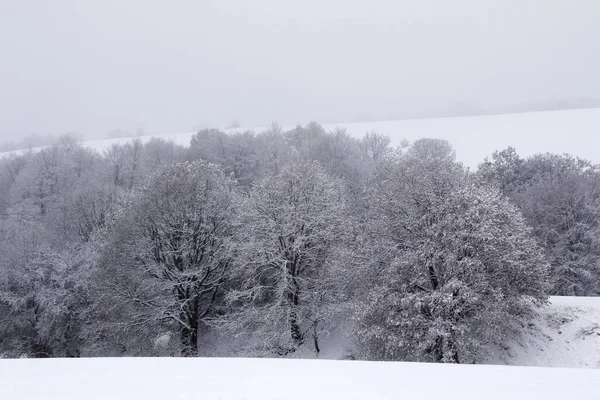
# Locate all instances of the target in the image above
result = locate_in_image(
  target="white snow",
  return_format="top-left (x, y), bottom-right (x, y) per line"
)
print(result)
top-left (0, 132), bottom-right (196, 159)
top-left (1, 357), bottom-right (600, 400)
top-left (317, 108), bottom-right (600, 169)
top-left (3, 108), bottom-right (600, 169)
top-left (486, 296), bottom-right (600, 369)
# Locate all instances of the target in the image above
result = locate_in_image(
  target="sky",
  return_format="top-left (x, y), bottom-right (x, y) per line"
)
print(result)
top-left (1, 0), bottom-right (599, 140)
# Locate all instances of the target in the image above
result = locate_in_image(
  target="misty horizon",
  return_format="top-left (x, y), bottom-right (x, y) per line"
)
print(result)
top-left (1, 1), bottom-right (600, 141)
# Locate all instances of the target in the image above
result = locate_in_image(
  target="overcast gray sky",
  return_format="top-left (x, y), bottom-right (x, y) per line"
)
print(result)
top-left (1, 0), bottom-right (599, 140)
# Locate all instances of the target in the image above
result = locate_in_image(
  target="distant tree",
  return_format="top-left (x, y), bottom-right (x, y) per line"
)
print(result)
top-left (478, 147), bottom-right (525, 195)
top-left (255, 124), bottom-right (290, 176)
top-left (0, 154), bottom-right (26, 214)
top-left (188, 129), bottom-right (263, 188)
top-left (8, 139), bottom-right (99, 219)
top-left (103, 139), bottom-right (143, 190)
top-left (286, 122), bottom-right (327, 160)
top-left (188, 129), bottom-right (228, 165)
top-left (139, 138), bottom-right (185, 175)
top-left (360, 131), bottom-right (393, 163)
top-left (104, 143), bottom-right (129, 188)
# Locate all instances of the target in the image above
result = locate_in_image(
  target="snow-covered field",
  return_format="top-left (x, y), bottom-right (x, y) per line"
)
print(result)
top-left (2, 357), bottom-right (600, 400)
top-left (1, 296), bottom-right (600, 399)
top-left (2, 108), bottom-right (600, 168)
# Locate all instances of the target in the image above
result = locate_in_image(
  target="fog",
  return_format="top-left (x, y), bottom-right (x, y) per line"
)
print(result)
top-left (1, 0), bottom-right (599, 141)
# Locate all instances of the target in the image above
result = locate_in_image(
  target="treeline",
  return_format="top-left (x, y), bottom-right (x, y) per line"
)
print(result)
top-left (0, 132), bottom-right (84, 153)
top-left (0, 123), bottom-right (598, 362)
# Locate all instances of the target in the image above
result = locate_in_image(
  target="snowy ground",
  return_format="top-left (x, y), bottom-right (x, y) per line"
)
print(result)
top-left (3, 108), bottom-right (600, 169)
top-left (486, 296), bottom-right (600, 369)
top-left (1, 298), bottom-right (600, 399)
top-left (2, 357), bottom-right (600, 400)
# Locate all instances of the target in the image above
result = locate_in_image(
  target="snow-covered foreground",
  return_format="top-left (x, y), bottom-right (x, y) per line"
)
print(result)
top-left (1, 357), bottom-right (600, 400)
top-left (3, 108), bottom-right (600, 168)
top-left (2, 297), bottom-right (600, 399)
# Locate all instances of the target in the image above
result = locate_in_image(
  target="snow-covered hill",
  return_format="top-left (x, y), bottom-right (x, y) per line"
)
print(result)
top-left (3, 108), bottom-right (600, 169)
top-left (2, 357), bottom-right (599, 400)
top-left (486, 296), bottom-right (600, 369)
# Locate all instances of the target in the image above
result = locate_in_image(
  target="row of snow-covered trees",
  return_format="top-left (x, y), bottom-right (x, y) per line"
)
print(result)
top-left (0, 123), bottom-right (596, 362)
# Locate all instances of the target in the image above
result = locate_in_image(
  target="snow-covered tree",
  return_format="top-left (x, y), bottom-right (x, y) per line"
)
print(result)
top-left (478, 146), bottom-right (525, 195)
top-left (139, 138), bottom-right (186, 175)
top-left (103, 139), bottom-right (144, 190)
top-left (255, 124), bottom-right (291, 176)
top-left (97, 161), bottom-right (239, 356)
top-left (188, 129), bottom-right (262, 188)
top-left (514, 166), bottom-right (600, 295)
top-left (0, 222), bottom-right (93, 358)
top-left (479, 150), bottom-right (600, 296)
top-left (220, 161), bottom-right (350, 355)
top-left (360, 131), bottom-right (393, 163)
top-left (357, 139), bottom-right (549, 363)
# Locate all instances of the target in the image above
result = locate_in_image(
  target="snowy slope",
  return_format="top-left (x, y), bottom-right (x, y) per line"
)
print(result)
top-left (318, 108), bottom-right (600, 169)
top-left (2, 108), bottom-right (600, 168)
top-left (1, 357), bottom-right (600, 400)
top-left (314, 296), bottom-right (600, 369)
top-left (486, 296), bottom-right (600, 369)
top-left (0, 131), bottom-right (196, 159)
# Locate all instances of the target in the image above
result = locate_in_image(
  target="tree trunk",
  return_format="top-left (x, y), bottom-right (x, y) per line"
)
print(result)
top-left (434, 336), bottom-right (443, 363)
top-left (287, 274), bottom-right (303, 346)
top-left (434, 336), bottom-right (460, 364)
top-left (447, 334), bottom-right (460, 364)
top-left (180, 324), bottom-right (198, 357)
top-left (428, 259), bottom-right (439, 290)
top-left (180, 295), bottom-right (199, 357)
top-left (288, 309), bottom-right (303, 346)
top-left (312, 322), bottom-right (320, 355)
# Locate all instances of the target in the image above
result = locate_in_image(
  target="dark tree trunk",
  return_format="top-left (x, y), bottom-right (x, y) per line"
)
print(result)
top-left (180, 323), bottom-right (198, 357)
top-left (287, 274), bottom-right (303, 346)
top-left (180, 294), bottom-right (199, 357)
top-left (434, 336), bottom-right (460, 364)
top-left (447, 335), bottom-right (460, 364)
top-left (289, 309), bottom-right (303, 345)
top-left (428, 259), bottom-right (439, 290)
top-left (312, 323), bottom-right (320, 355)
top-left (434, 336), bottom-right (443, 362)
